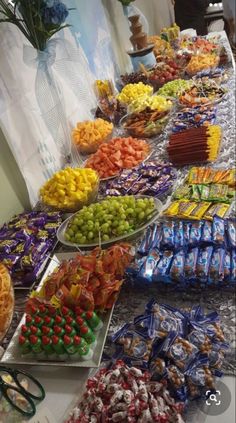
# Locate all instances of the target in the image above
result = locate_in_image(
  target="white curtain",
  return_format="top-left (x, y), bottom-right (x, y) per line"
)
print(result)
top-left (0, 0), bottom-right (116, 206)
top-left (102, 0), bottom-right (175, 73)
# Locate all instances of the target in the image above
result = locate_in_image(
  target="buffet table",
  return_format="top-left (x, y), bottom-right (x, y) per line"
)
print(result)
top-left (0, 31), bottom-right (235, 423)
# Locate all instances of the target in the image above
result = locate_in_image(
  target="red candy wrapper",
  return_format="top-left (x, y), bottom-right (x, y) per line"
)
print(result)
top-left (65, 361), bottom-right (184, 423)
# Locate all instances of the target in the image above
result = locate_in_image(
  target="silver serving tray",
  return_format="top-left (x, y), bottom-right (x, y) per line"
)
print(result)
top-left (1, 252), bottom-right (114, 368)
top-left (56, 196), bottom-right (163, 248)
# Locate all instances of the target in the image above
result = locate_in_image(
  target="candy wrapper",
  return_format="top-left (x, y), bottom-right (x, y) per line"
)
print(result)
top-left (135, 217), bottom-right (235, 286)
top-left (111, 301), bottom-right (227, 404)
top-left (0, 211), bottom-right (62, 287)
top-left (65, 360), bottom-right (185, 423)
top-left (29, 244), bottom-right (134, 312)
top-left (100, 160), bottom-right (176, 199)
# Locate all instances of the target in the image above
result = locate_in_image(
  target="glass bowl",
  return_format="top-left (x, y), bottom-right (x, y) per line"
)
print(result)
top-left (120, 109), bottom-right (171, 138)
top-left (57, 195), bottom-right (163, 248)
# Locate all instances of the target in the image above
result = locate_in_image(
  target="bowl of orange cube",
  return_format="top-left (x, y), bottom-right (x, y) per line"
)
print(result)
top-left (72, 118), bottom-right (113, 154)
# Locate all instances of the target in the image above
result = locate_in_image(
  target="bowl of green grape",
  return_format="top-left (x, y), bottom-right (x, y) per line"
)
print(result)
top-left (57, 195), bottom-right (163, 247)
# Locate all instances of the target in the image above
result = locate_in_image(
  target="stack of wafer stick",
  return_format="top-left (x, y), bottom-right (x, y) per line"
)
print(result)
top-left (167, 125), bottom-right (222, 166)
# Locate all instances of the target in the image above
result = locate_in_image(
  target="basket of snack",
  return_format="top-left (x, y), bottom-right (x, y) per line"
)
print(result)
top-left (0, 264), bottom-right (14, 343)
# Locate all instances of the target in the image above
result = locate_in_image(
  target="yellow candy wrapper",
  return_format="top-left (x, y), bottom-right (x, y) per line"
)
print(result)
top-left (204, 203), bottom-right (230, 220)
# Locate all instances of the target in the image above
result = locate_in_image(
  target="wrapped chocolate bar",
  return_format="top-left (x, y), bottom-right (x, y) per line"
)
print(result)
top-left (152, 250), bottom-right (174, 283)
top-left (184, 248), bottom-right (198, 283)
top-left (101, 160), bottom-right (176, 198)
top-left (138, 249), bottom-right (161, 283)
top-left (169, 250), bottom-right (185, 283)
top-left (196, 246), bottom-right (213, 284)
top-left (0, 211), bottom-right (62, 287)
top-left (208, 248), bottom-right (225, 285)
top-left (226, 219), bottom-right (236, 249)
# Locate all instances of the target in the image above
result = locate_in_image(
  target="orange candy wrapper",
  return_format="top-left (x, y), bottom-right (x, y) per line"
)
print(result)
top-left (28, 243), bottom-right (134, 313)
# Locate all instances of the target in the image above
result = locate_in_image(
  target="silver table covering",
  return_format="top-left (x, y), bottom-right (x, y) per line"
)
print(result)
top-left (1, 32), bottom-right (235, 378)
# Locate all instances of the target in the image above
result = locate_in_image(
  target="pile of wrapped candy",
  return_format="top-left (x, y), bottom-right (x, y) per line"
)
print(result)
top-left (65, 360), bottom-right (185, 423)
top-left (100, 160), bottom-right (176, 198)
top-left (0, 211), bottom-right (62, 287)
top-left (164, 166), bottom-right (235, 220)
top-left (128, 217), bottom-right (236, 286)
top-left (111, 301), bottom-right (228, 402)
top-left (172, 105), bottom-right (216, 133)
top-left (29, 244), bottom-right (134, 311)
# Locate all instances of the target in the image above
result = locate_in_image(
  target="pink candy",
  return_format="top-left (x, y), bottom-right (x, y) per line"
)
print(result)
top-left (65, 361), bottom-right (184, 423)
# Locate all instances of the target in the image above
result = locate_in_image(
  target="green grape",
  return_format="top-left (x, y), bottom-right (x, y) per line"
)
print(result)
top-left (65, 233), bottom-right (71, 241)
top-left (102, 234), bottom-right (110, 241)
top-left (87, 231), bottom-right (94, 240)
top-left (138, 211), bottom-right (145, 220)
top-left (75, 233), bottom-right (83, 242)
top-left (67, 228), bottom-right (74, 237)
top-left (80, 236), bottom-right (87, 244)
top-left (70, 225), bottom-right (77, 233)
top-left (126, 208), bottom-right (134, 215)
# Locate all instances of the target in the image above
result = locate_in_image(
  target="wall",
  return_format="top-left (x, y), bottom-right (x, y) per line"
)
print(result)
top-left (0, 128), bottom-right (30, 225)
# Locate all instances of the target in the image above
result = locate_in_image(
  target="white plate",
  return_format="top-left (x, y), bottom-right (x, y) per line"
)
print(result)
top-left (0, 252), bottom-right (114, 368)
top-left (57, 196), bottom-right (163, 248)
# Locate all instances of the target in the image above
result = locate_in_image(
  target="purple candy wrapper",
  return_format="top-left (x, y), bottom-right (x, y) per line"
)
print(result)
top-left (0, 239), bottom-right (19, 254)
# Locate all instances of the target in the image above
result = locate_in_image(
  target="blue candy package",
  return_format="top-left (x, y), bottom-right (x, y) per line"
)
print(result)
top-left (185, 356), bottom-right (214, 399)
top-left (223, 251), bottom-right (231, 283)
top-left (169, 250), bottom-right (185, 283)
top-left (227, 219), bottom-right (236, 249)
top-left (112, 326), bottom-right (154, 369)
top-left (152, 250), bottom-right (174, 283)
top-left (174, 221), bottom-right (184, 249)
top-left (196, 246), bottom-right (213, 284)
top-left (161, 221), bottom-right (175, 249)
top-left (189, 221), bottom-right (203, 247)
top-left (159, 332), bottom-right (198, 371)
top-left (212, 216), bottom-right (225, 246)
top-left (208, 248), bottom-right (225, 285)
top-left (183, 222), bottom-right (191, 246)
top-left (231, 249), bottom-right (236, 283)
top-left (137, 225), bottom-right (153, 255)
top-left (149, 223), bottom-right (162, 250)
top-left (201, 220), bottom-right (212, 244)
top-left (138, 249), bottom-right (161, 282)
top-left (184, 248), bottom-right (198, 282)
